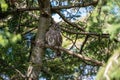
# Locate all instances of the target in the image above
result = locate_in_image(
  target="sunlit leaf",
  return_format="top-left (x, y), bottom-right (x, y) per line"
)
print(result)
top-left (0, 35), bottom-right (8, 47)
top-left (0, 0), bottom-right (8, 11)
top-left (11, 34), bottom-right (21, 43)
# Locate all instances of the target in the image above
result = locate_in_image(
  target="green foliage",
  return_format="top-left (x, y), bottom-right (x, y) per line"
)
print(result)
top-left (0, 0), bottom-right (8, 11)
top-left (84, 38), bottom-right (111, 61)
top-left (0, 42), bottom-right (29, 78)
top-left (0, 30), bottom-right (21, 47)
top-left (101, 0), bottom-right (120, 40)
top-left (0, 0), bottom-right (120, 79)
top-left (105, 24), bottom-right (120, 39)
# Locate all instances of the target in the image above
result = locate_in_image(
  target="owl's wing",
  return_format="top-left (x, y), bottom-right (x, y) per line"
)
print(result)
top-left (54, 31), bottom-right (62, 56)
top-left (55, 31), bottom-right (62, 46)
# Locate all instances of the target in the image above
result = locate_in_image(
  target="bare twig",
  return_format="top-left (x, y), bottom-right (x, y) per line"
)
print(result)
top-left (22, 27), bottom-right (37, 35)
top-left (14, 68), bottom-right (26, 78)
top-left (69, 34), bottom-right (79, 50)
top-left (56, 10), bottom-right (85, 31)
top-left (79, 35), bottom-right (89, 54)
top-left (62, 33), bottom-right (79, 50)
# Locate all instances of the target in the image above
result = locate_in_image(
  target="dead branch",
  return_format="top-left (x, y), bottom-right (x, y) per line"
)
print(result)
top-left (44, 44), bottom-right (104, 66)
top-left (14, 68), bottom-right (26, 78)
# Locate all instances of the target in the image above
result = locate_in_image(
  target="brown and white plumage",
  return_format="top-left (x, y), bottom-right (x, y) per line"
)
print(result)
top-left (45, 23), bottom-right (62, 56)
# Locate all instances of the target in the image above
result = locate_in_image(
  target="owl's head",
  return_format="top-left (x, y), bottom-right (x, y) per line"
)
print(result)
top-left (52, 23), bottom-right (60, 31)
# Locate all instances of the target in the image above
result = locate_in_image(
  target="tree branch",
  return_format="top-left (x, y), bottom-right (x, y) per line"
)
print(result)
top-left (6, 0), bottom-right (98, 13)
top-left (62, 33), bottom-right (79, 50)
top-left (79, 35), bottom-right (89, 54)
top-left (52, 0), bottom-right (99, 10)
top-left (1, 0), bottom-right (99, 19)
top-left (22, 27), bottom-right (37, 35)
top-left (14, 68), bottom-right (26, 78)
top-left (69, 34), bottom-right (79, 50)
top-left (61, 27), bottom-right (110, 38)
top-left (1, 0), bottom-right (98, 19)
top-left (44, 44), bottom-right (104, 66)
top-left (56, 10), bottom-right (85, 31)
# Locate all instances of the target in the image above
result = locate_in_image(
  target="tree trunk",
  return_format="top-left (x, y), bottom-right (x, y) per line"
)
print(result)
top-left (27, 0), bottom-right (51, 79)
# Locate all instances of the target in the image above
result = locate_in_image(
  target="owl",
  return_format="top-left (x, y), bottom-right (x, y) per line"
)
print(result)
top-left (45, 23), bottom-right (62, 56)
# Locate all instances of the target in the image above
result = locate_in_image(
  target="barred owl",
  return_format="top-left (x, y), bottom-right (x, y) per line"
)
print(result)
top-left (46, 23), bottom-right (62, 56)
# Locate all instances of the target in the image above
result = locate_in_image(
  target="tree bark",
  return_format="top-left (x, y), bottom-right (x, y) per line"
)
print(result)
top-left (27, 0), bottom-right (51, 79)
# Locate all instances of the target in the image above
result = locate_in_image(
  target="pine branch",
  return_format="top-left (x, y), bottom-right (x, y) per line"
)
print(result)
top-left (0, 0), bottom-right (98, 19)
top-left (52, 0), bottom-right (99, 10)
top-left (61, 27), bottom-right (109, 38)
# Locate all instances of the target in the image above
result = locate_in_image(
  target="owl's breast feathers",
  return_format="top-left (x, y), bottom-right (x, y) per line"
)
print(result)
top-left (45, 24), bottom-right (62, 56)
top-left (45, 26), bottom-right (62, 47)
